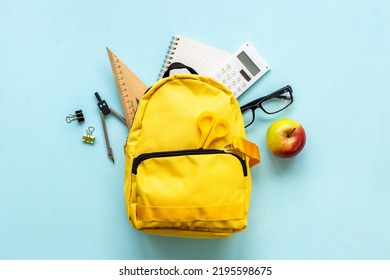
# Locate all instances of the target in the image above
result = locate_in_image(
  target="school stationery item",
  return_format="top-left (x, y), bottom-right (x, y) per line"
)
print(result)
top-left (66, 110), bottom-right (84, 123)
top-left (211, 42), bottom-right (270, 98)
top-left (82, 126), bottom-right (95, 144)
top-left (95, 92), bottom-right (127, 163)
top-left (197, 112), bottom-right (229, 149)
top-left (106, 48), bottom-right (148, 129)
top-left (124, 63), bottom-right (261, 238)
top-left (240, 85), bottom-right (294, 128)
top-left (158, 35), bottom-right (230, 79)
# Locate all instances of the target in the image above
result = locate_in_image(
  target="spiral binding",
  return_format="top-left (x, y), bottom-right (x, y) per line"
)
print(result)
top-left (158, 36), bottom-right (180, 79)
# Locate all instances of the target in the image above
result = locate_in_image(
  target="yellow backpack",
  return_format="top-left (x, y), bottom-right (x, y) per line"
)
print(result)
top-left (124, 63), bottom-right (260, 238)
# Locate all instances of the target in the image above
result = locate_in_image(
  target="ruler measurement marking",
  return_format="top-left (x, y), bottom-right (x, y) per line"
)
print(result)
top-left (107, 47), bottom-right (148, 129)
top-left (108, 51), bottom-right (136, 128)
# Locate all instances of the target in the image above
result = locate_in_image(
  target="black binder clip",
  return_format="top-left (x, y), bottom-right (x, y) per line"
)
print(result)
top-left (66, 110), bottom-right (85, 123)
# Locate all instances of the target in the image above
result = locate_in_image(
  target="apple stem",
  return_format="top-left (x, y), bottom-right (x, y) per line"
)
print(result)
top-left (287, 128), bottom-right (296, 138)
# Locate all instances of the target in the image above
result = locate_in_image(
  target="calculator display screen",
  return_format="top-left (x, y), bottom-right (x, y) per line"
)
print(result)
top-left (237, 51), bottom-right (261, 76)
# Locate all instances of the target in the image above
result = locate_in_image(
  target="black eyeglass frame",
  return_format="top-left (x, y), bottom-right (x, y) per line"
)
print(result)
top-left (240, 85), bottom-right (294, 127)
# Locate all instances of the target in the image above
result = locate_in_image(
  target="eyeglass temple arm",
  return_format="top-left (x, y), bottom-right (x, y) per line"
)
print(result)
top-left (240, 85), bottom-right (293, 111)
top-left (267, 85), bottom-right (293, 99)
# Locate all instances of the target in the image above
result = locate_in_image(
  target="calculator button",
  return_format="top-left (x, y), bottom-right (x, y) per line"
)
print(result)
top-left (240, 69), bottom-right (251, 82)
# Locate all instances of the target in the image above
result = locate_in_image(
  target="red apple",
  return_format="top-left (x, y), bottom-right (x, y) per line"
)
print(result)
top-left (266, 118), bottom-right (306, 158)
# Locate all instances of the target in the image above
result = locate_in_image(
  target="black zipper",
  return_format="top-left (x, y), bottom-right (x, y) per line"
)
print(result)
top-left (132, 149), bottom-right (247, 176)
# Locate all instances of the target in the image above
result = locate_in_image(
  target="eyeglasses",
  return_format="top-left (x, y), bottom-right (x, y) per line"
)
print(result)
top-left (240, 85), bottom-right (293, 128)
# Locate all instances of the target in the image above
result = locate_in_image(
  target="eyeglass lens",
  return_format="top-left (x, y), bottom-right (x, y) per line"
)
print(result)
top-left (261, 91), bottom-right (292, 114)
top-left (241, 86), bottom-right (293, 128)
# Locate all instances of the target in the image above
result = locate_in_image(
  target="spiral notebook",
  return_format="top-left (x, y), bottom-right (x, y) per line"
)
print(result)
top-left (158, 35), bottom-right (231, 79)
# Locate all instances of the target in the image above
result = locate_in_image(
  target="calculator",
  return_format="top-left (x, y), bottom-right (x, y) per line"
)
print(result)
top-left (212, 42), bottom-right (270, 98)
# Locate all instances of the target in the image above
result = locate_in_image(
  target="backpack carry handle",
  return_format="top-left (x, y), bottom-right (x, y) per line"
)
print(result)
top-left (162, 62), bottom-right (198, 78)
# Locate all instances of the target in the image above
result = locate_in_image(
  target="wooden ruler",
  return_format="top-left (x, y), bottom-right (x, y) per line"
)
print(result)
top-left (106, 47), bottom-right (148, 129)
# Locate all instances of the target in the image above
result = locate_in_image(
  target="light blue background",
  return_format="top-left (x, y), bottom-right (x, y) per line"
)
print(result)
top-left (1, 0), bottom-right (389, 260)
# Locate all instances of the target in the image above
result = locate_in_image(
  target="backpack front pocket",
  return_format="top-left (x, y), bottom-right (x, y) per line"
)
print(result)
top-left (131, 149), bottom-right (247, 227)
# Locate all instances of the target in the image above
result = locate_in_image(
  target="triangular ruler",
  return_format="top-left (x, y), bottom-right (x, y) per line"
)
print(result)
top-left (106, 47), bottom-right (148, 129)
